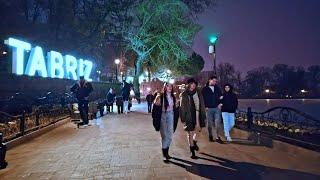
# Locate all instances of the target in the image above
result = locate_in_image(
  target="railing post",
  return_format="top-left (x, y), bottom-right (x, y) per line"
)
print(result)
top-left (247, 107), bottom-right (253, 130)
top-left (20, 111), bottom-right (25, 136)
top-left (35, 111), bottom-right (40, 127)
top-left (0, 132), bottom-right (8, 169)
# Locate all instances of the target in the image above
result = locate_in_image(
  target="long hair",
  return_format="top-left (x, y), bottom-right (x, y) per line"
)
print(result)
top-left (162, 83), bottom-right (176, 111)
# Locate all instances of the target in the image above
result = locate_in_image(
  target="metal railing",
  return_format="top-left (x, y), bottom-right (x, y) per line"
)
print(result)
top-left (0, 106), bottom-right (70, 142)
top-left (236, 106), bottom-right (320, 150)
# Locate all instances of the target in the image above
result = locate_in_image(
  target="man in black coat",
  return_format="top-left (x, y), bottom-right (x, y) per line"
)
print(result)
top-left (146, 91), bottom-right (154, 113)
top-left (70, 76), bottom-right (93, 128)
top-left (201, 76), bottom-right (223, 143)
top-left (121, 80), bottom-right (131, 114)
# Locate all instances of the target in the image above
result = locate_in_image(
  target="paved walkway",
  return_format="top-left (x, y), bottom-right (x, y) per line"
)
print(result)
top-left (0, 103), bottom-right (320, 179)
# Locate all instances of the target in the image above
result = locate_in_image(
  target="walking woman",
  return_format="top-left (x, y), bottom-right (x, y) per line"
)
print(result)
top-left (152, 83), bottom-right (179, 162)
top-left (180, 78), bottom-right (206, 159)
top-left (221, 84), bottom-right (238, 142)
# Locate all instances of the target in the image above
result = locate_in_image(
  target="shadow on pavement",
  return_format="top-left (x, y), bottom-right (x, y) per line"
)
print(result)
top-left (169, 153), bottom-right (320, 180)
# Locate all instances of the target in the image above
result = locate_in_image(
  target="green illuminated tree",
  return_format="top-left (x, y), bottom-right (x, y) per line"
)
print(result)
top-left (126, 0), bottom-right (202, 94)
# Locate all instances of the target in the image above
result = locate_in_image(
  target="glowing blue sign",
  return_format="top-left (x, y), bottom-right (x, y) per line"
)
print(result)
top-left (4, 37), bottom-right (93, 81)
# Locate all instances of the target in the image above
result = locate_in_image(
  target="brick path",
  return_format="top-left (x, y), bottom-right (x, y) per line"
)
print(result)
top-left (0, 104), bottom-right (319, 179)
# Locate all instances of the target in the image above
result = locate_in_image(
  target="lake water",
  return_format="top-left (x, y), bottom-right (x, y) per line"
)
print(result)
top-left (238, 99), bottom-right (320, 119)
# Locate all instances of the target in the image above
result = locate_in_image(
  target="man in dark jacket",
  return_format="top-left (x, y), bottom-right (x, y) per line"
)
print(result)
top-left (121, 80), bottom-right (131, 114)
top-left (201, 76), bottom-right (223, 143)
top-left (106, 88), bottom-right (116, 113)
top-left (70, 76), bottom-right (93, 128)
top-left (146, 91), bottom-right (154, 113)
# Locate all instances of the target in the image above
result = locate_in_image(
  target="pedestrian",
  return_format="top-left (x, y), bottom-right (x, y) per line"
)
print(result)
top-left (128, 96), bottom-right (132, 112)
top-left (146, 91), bottom-right (154, 113)
top-left (152, 83), bottom-right (179, 162)
top-left (180, 78), bottom-right (206, 159)
top-left (106, 88), bottom-right (116, 113)
top-left (201, 76), bottom-right (223, 143)
top-left (70, 76), bottom-right (93, 128)
top-left (121, 80), bottom-right (131, 114)
top-left (221, 84), bottom-right (238, 142)
top-left (116, 95), bottom-right (124, 114)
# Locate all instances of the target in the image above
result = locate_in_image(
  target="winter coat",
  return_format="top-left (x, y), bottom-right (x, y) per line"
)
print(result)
top-left (146, 94), bottom-right (154, 104)
top-left (201, 85), bottom-right (222, 108)
top-left (70, 81), bottom-right (93, 101)
top-left (179, 89), bottom-right (206, 131)
top-left (121, 82), bottom-right (131, 101)
top-left (116, 96), bottom-right (124, 106)
top-left (106, 92), bottom-right (116, 105)
top-left (221, 92), bottom-right (238, 113)
top-left (152, 93), bottom-right (179, 132)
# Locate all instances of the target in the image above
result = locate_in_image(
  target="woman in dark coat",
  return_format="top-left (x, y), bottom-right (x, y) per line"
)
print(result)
top-left (152, 83), bottom-right (179, 162)
top-left (179, 78), bottom-right (206, 159)
top-left (221, 84), bottom-right (238, 142)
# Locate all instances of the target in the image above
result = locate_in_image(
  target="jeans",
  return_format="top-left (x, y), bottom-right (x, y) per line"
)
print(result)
top-left (78, 100), bottom-right (89, 125)
top-left (222, 112), bottom-right (235, 138)
top-left (124, 101), bottom-right (128, 113)
top-left (160, 111), bottom-right (174, 149)
top-left (148, 103), bottom-right (152, 113)
top-left (207, 108), bottom-right (221, 139)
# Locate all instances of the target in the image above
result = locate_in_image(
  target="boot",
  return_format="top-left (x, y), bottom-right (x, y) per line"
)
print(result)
top-left (193, 140), bottom-right (199, 151)
top-left (209, 136), bottom-right (214, 142)
top-left (162, 148), bottom-right (171, 162)
top-left (190, 146), bottom-right (197, 159)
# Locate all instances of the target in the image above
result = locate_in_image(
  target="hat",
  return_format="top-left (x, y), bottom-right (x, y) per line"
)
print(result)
top-left (187, 78), bottom-right (197, 85)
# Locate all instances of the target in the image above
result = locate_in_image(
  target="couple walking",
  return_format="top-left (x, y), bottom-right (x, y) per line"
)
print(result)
top-left (152, 76), bottom-right (238, 161)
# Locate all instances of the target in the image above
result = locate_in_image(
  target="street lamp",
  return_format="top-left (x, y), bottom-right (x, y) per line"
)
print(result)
top-left (301, 89), bottom-right (307, 93)
top-left (209, 35), bottom-right (218, 74)
top-left (2, 51), bottom-right (7, 55)
top-left (96, 70), bottom-right (101, 81)
top-left (265, 89), bottom-right (270, 93)
top-left (114, 58), bottom-right (120, 82)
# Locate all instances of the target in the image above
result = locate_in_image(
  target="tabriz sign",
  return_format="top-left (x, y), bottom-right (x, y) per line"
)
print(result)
top-left (4, 37), bottom-right (93, 81)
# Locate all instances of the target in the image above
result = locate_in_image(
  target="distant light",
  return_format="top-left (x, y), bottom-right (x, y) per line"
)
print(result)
top-left (265, 89), bottom-right (270, 93)
top-left (120, 71), bottom-right (123, 75)
top-left (2, 51), bottom-right (7, 55)
top-left (166, 69), bottom-right (172, 74)
top-left (147, 87), bottom-right (151, 91)
top-left (130, 90), bottom-right (135, 96)
top-left (209, 36), bottom-right (218, 44)
top-left (114, 58), bottom-right (120, 65)
top-left (169, 79), bottom-right (175, 84)
top-left (301, 89), bottom-right (307, 93)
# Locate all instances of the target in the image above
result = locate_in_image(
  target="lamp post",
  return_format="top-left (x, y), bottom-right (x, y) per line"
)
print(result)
top-left (114, 58), bottom-right (120, 82)
top-left (209, 36), bottom-right (218, 75)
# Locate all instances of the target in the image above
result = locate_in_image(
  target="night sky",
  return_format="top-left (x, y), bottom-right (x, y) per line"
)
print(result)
top-left (193, 0), bottom-right (320, 73)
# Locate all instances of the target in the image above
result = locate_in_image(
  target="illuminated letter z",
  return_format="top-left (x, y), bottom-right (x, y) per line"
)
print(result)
top-left (83, 60), bottom-right (93, 82)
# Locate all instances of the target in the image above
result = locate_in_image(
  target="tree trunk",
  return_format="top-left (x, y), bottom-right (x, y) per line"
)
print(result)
top-left (133, 56), bottom-right (144, 102)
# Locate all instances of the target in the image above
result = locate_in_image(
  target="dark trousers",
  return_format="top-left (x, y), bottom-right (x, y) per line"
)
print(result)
top-left (78, 100), bottom-right (89, 125)
top-left (107, 104), bottom-right (113, 112)
top-left (117, 105), bottom-right (123, 114)
top-left (148, 103), bottom-right (152, 113)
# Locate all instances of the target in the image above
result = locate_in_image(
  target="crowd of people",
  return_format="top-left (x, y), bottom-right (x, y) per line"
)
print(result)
top-left (70, 77), bottom-right (134, 128)
top-left (152, 76), bottom-right (238, 162)
top-left (70, 75), bottom-right (238, 162)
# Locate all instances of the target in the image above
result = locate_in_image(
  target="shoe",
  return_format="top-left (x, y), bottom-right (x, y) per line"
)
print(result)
top-left (83, 125), bottom-right (88, 127)
top-left (162, 148), bottom-right (171, 162)
top-left (226, 136), bottom-right (233, 142)
top-left (190, 146), bottom-right (197, 159)
top-left (216, 137), bottom-right (224, 144)
top-left (209, 136), bottom-right (214, 142)
top-left (77, 123), bottom-right (80, 128)
top-left (193, 140), bottom-right (199, 151)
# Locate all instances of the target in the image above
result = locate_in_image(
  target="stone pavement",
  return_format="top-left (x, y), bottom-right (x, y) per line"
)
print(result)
top-left (0, 103), bottom-right (320, 179)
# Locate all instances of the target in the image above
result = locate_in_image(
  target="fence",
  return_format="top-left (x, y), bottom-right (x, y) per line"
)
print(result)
top-left (236, 106), bottom-right (320, 151)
